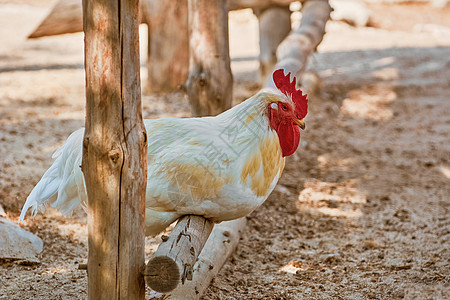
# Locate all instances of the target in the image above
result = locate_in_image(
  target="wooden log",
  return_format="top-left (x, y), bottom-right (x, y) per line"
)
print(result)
top-left (255, 5), bottom-right (292, 84)
top-left (144, 215), bottom-right (214, 293)
top-left (164, 218), bottom-right (246, 299)
top-left (144, 0), bottom-right (189, 93)
top-left (28, 0), bottom-right (82, 38)
top-left (265, 0), bottom-right (332, 88)
top-left (186, 0), bottom-right (233, 116)
top-left (82, 0), bottom-right (147, 299)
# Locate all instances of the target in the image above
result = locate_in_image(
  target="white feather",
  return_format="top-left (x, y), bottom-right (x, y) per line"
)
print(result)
top-left (19, 128), bottom-right (85, 222)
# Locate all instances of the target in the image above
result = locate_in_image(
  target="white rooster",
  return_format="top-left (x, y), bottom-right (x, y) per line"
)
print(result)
top-left (19, 69), bottom-right (308, 236)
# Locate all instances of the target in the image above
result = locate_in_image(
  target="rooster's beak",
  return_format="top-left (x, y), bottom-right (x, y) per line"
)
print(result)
top-left (295, 119), bottom-right (306, 130)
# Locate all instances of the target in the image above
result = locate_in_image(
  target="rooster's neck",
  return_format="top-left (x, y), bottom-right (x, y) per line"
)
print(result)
top-left (215, 90), bottom-right (284, 175)
top-left (216, 91), bottom-right (272, 133)
top-left (231, 93), bottom-right (285, 198)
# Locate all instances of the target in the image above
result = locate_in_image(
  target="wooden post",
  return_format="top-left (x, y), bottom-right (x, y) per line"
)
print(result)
top-left (82, 0), bottom-right (147, 299)
top-left (186, 0), bottom-right (233, 117)
top-left (255, 6), bottom-right (292, 84)
top-left (265, 0), bottom-right (332, 88)
top-left (144, 215), bottom-right (214, 293)
top-left (143, 0), bottom-right (189, 93)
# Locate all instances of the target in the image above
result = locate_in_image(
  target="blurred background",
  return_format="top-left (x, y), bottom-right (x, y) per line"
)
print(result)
top-left (0, 0), bottom-right (449, 299)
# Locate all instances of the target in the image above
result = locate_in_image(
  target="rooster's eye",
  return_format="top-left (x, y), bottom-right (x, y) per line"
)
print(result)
top-left (281, 104), bottom-right (288, 111)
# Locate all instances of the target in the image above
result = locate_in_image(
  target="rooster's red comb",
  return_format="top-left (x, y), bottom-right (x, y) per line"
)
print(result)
top-left (273, 69), bottom-right (308, 119)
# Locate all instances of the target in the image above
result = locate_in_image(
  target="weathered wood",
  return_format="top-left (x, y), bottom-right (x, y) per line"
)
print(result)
top-left (82, 0), bottom-right (147, 299)
top-left (144, 215), bottom-right (214, 293)
top-left (143, 0), bottom-right (189, 93)
top-left (164, 218), bottom-right (246, 299)
top-left (186, 0), bottom-right (233, 116)
top-left (28, 0), bottom-right (82, 38)
top-left (265, 0), bottom-right (332, 88)
top-left (255, 5), bottom-right (292, 84)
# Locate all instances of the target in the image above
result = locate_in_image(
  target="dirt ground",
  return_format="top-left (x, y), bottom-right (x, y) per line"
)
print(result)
top-left (1, 1), bottom-right (449, 299)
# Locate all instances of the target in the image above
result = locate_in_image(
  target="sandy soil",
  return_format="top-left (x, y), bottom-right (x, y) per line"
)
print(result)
top-left (1, 2), bottom-right (449, 299)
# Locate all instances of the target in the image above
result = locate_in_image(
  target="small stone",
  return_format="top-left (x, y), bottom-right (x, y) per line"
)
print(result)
top-left (0, 217), bottom-right (43, 263)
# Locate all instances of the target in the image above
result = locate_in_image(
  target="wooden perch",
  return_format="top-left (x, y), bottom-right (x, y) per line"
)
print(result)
top-left (163, 218), bottom-right (246, 299)
top-left (265, 0), bottom-right (332, 88)
top-left (144, 215), bottom-right (214, 293)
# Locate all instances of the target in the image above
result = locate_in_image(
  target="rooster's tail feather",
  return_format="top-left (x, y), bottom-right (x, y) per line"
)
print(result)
top-left (19, 128), bottom-right (86, 222)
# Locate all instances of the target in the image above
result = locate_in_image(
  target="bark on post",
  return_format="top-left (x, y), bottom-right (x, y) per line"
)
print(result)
top-left (265, 0), bottom-right (332, 88)
top-left (255, 5), bottom-right (292, 84)
top-left (82, 0), bottom-right (147, 299)
top-left (143, 0), bottom-right (189, 93)
top-left (144, 215), bottom-right (214, 293)
top-left (186, 0), bottom-right (233, 117)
